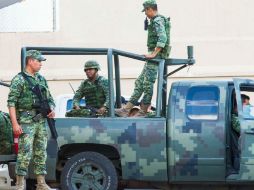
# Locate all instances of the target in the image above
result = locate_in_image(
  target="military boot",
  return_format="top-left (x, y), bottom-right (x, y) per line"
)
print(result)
top-left (115, 102), bottom-right (134, 117)
top-left (134, 104), bottom-right (150, 117)
top-left (36, 175), bottom-right (51, 190)
top-left (16, 175), bottom-right (25, 190)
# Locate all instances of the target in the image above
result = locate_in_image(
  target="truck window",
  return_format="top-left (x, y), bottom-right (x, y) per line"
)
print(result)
top-left (66, 99), bottom-right (86, 111)
top-left (239, 85), bottom-right (254, 119)
top-left (186, 86), bottom-right (219, 120)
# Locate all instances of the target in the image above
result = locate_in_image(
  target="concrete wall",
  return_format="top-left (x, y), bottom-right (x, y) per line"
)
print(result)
top-left (1, 0), bottom-right (254, 111)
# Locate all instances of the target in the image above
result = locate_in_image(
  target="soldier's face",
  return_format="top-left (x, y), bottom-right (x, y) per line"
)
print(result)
top-left (28, 58), bottom-right (42, 72)
top-left (243, 98), bottom-right (250, 105)
top-left (145, 7), bottom-right (154, 18)
top-left (85, 68), bottom-right (97, 80)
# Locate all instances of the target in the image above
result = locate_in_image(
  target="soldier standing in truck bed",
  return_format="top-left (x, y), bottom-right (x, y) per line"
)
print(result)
top-left (115, 0), bottom-right (171, 117)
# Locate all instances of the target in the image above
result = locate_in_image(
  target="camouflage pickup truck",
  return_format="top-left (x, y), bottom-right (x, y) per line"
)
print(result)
top-left (1, 47), bottom-right (254, 190)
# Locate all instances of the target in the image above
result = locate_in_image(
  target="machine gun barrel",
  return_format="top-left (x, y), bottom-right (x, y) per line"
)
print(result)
top-left (0, 81), bottom-right (10, 87)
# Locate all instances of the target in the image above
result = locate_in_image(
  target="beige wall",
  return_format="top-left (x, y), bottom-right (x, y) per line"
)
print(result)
top-left (1, 0), bottom-right (254, 111)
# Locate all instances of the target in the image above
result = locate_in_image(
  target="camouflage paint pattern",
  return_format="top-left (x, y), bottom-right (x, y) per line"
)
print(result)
top-left (168, 81), bottom-right (228, 181)
top-left (32, 79), bottom-right (254, 186)
top-left (237, 119), bottom-right (254, 180)
top-left (233, 79), bottom-right (254, 181)
top-left (55, 117), bottom-right (167, 181)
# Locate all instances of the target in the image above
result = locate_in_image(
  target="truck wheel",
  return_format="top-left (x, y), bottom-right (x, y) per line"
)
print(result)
top-left (61, 151), bottom-right (118, 190)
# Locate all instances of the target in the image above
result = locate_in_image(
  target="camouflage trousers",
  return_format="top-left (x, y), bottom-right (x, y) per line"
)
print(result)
top-left (65, 108), bottom-right (91, 117)
top-left (16, 121), bottom-right (48, 176)
top-left (129, 60), bottom-right (158, 105)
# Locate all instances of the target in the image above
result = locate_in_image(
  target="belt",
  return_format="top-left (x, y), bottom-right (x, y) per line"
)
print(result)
top-left (19, 110), bottom-right (44, 122)
top-left (19, 110), bottom-right (37, 117)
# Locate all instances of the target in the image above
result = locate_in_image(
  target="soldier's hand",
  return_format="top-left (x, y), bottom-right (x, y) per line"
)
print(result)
top-left (144, 53), bottom-right (156, 59)
top-left (47, 110), bottom-right (55, 118)
top-left (74, 105), bottom-right (80, 110)
top-left (13, 124), bottom-right (23, 136)
top-left (97, 107), bottom-right (107, 114)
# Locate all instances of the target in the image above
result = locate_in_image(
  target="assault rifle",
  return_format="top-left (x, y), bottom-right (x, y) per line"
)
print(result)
top-left (31, 84), bottom-right (58, 140)
top-left (84, 105), bottom-right (99, 117)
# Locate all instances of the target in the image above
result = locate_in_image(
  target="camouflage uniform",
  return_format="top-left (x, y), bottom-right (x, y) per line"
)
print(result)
top-left (231, 113), bottom-right (240, 134)
top-left (0, 111), bottom-right (13, 154)
top-left (73, 76), bottom-right (109, 109)
top-left (231, 113), bottom-right (240, 171)
top-left (72, 61), bottom-right (109, 116)
top-left (7, 52), bottom-right (55, 176)
top-left (129, 0), bottom-right (170, 106)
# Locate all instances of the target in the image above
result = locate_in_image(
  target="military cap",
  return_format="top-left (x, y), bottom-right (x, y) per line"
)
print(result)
top-left (84, 60), bottom-right (100, 71)
top-left (142, 0), bottom-right (157, 12)
top-left (26, 50), bottom-right (46, 61)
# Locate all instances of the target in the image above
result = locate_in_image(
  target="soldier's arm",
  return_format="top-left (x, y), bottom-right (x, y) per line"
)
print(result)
top-left (7, 75), bottom-right (23, 135)
top-left (145, 47), bottom-right (162, 59)
top-left (145, 17), bottom-right (167, 59)
top-left (72, 81), bottom-right (85, 109)
top-left (9, 107), bottom-right (23, 135)
top-left (7, 75), bottom-right (23, 108)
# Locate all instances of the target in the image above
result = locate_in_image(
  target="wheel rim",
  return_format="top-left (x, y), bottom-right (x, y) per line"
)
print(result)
top-left (70, 162), bottom-right (107, 190)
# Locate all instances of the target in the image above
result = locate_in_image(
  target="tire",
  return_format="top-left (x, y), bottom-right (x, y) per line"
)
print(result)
top-left (60, 151), bottom-right (118, 190)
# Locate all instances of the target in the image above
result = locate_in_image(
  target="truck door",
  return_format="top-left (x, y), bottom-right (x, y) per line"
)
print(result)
top-left (233, 78), bottom-right (254, 180)
top-left (168, 82), bottom-right (227, 182)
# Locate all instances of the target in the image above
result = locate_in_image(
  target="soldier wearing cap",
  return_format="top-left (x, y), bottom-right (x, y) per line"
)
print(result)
top-left (7, 50), bottom-right (55, 190)
top-left (72, 60), bottom-right (109, 116)
top-left (116, 0), bottom-right (170, 117)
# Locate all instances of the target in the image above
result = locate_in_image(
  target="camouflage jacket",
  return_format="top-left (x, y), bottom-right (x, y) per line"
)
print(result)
top-left (73, 75), bottom-right (109, 109)
top-left (7, 71), bottom-right (55, 124)
top-left (147, 14), bottom-right (171, 58)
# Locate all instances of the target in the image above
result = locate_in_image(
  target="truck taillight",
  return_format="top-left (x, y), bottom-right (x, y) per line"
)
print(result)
top-left (13, 134), bottom-right (19, 154)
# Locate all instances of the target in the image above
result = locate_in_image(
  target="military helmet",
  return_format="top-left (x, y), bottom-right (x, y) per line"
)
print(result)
top-left (84, 60), bottom-right (100, 71)
top-left (142, 0), bottom-right (157, 12)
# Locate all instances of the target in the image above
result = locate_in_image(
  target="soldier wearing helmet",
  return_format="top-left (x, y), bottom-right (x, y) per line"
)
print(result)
top-left (115, 0), bottom-right (171, 117)
top-left (72, 60), bottom-right (109, 116)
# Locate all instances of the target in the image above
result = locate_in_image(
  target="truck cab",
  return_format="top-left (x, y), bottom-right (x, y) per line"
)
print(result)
top-left (168, 79), bottom-right (254, 182)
